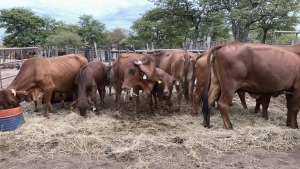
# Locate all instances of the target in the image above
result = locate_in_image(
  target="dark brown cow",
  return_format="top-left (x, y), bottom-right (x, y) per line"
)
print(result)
top-left (0, 54), bottom-right (88, 118)
top-left (70, 61), bottom-right (108, 117)
top-left (202, 42), bottom-right (300, 129)
top-left (192, 52), bottom-right (248, 116)
top-left (152, 68), bottom-right (175, 115)
top-left (149, 50), bottom-right (190, 111)
top-left (113, 53), bottom-right (159, 116)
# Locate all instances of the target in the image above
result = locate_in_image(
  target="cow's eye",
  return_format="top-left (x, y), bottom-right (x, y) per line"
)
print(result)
top-left (129, 69), bottom-right (135, 75)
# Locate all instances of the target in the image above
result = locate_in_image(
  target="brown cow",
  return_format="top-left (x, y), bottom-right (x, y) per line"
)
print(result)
top-left (152, 68), bottom-right (176, 115)
top-left (149, 50), bottom-right (190, 111)
top-left (202, 42), bottom-right (300, 129)
top-left (70, 61), bottom-right (108, 117)
top-left (192, 52), bottom-right (248, 116)
top-left (113, 53), bottom-right (159, 116)
top-left (0, 54), bottom-right (88, 118)
top-left (238, 44), bottom-right (300, 119)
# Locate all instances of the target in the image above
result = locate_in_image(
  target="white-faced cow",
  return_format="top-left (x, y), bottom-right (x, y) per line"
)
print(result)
top-left (0, 54), bottom-right (88, 118)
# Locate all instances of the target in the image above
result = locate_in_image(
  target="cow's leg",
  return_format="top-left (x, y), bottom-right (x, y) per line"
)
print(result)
top-left (153, 91), bottom-right (158, 108)
top-left (286, 93), bottom-right (292, 125)
top-left (208, 82), bottom-right (220, 115)
top-left (204, 84), bottom-right (220, 128)
top-left (115, 82), bottom-right (122, 110)
top-left (147, 92), bottom-right (155, 115)
top-left (97, 82), bottom-right (105, 106)
top-left (166, 86), bottom-right (173, 115)
top-left (287, 90), bottom-right (300, 129)
top-left (34, 101), bottom-right (39, 112)
top-left (175, 81), bottom-right (183, 111)
top-left (259, 94), bottom-right (271, 120)
top-left (133, 88), bottom-right (140, 117)
top-left (217, 90), bottom-right (235, 129)
top-left (157, 92), bottom-right (165, 116)
top-left (42, 89), bottom-right (54, 118)
top-left (237, 90), bottom-right (248, 109)
top-left (91, 86), bottom-right (99, 115)
top-left (192, 83), bottom-right (205, 116)
top-left (254, 97), bottom-right (262, 114)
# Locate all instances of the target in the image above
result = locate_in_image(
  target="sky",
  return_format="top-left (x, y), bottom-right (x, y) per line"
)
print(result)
top-left (0, 0), bottom-right (156, 43)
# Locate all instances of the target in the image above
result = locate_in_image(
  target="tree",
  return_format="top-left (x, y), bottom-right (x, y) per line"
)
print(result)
top-left (45, 30), bottom-right (82, 48)
top-left (130, 7), bottom-right (192, 49)
top-left (221, 0), bottom-right (300, 42)
top-left (0, 7), bottom-right (46, 47)
top-left (150, 0), bottom-right (228, 48)
top-left (107, 28), bottom-right (128, 45)
top-left (77, 15), bottom-right (108, 47)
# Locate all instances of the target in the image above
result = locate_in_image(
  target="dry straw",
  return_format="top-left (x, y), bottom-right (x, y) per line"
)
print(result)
top-left (0, 93), bottom-right (299, 168)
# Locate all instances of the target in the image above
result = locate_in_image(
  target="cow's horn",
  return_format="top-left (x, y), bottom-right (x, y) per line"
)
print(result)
top-left (134, 60), bottom-right (143, 65)
top-left (11, 89), bottom-right (16, 96)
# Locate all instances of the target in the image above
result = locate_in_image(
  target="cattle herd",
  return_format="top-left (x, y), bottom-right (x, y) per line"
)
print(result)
top-left (0, 42), bottom-right (299, 130)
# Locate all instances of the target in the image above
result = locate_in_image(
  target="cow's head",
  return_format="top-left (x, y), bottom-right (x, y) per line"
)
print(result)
top-left (26, 88), bottom-right (44, 102)
top-left (155, 68), bottom-right (176, 96)
top-left (69, 97), bottom-right (94, 117)
top-left (0, 89), bottom-right (28, 109)
top-left (122, 55), bottom-right (158, 95)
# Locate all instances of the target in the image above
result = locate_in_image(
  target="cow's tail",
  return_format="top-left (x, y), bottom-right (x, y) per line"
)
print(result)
top-left (183, 50), bottom-right (190, 101)
top-left (202, 44), bottom-right (225, 125)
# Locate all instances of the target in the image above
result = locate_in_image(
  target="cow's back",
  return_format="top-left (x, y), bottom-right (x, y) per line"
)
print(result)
top-left (151, 50), bottom-right (186, 79)
top-left (215, 43), bottom-right (300, 92)
top-left (8, 54), bottom-right (88, 92)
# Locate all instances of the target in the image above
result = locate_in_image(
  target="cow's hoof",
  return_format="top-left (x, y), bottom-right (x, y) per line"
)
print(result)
top-left (224, 123), bottom-right (233, 130)
top-left (287, 123), bottom-right (299, 129)
top-left (192, 112), bottom-right (199, 116)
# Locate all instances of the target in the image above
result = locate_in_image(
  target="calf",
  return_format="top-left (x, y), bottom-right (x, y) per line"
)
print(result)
top-left (70, 61), bottom-right (108, 117)
top-left (151, 68), bottom-right (175, 115)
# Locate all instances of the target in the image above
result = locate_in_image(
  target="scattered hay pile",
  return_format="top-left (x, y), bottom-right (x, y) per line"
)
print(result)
top-left (0, 93), bottom-right (300, 168)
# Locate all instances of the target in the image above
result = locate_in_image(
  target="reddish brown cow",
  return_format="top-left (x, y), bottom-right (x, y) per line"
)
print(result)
top-left (238, 44), bottom-right (300, 119)
top-left (70, 61), bottom-right (108, 117)
top-left (202, 42), bottom-right (300, 129)
top-left (152, 68), bottom-right (176, 115)
top-left (0, 54), bottom-right (88, 118)
top-left (192, 52), bottom-right (248, 116)
top-left (149, 50), bottom-right (190, 111)
top-left (113, 53), bottom-right (159, 116)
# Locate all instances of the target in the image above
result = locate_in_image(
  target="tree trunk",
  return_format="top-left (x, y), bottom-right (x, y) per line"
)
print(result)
top-left (193, 25), bottom-right (200, 49)
top-left (241, 23), bottom-right (251, 42)
top-left (261, 29), bottom-right (268, 44)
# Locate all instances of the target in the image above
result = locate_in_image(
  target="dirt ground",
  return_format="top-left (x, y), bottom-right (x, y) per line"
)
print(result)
top-left (0, 68), bottom-right (300, 169)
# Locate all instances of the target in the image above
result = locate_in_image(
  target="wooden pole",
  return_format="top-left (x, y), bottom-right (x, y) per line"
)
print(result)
top-left (94, 42), bottom-right (98, 61)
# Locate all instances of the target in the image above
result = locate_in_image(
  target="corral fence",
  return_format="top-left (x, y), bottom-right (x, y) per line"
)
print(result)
top-left (0, 47), bottom-right (41, 88)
